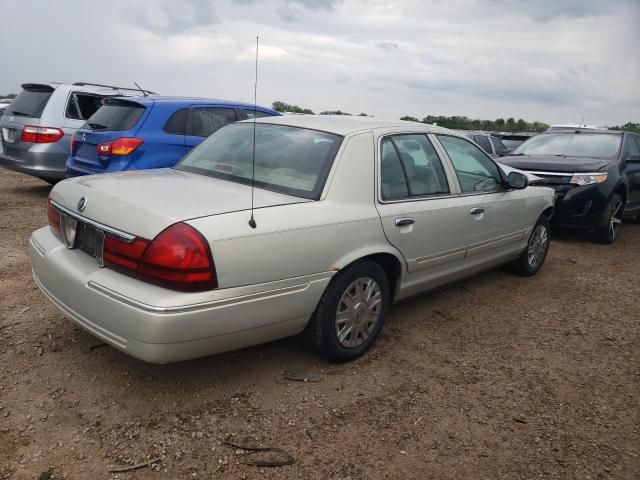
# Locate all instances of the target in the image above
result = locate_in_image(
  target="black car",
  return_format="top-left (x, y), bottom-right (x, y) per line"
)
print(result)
top-left (456, 131), bottom-right (510, 157)
top-left (499, 129), bottom-right (640, 244)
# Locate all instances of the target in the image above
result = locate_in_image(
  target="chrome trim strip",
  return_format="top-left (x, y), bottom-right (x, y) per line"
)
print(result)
top-left (521, 170), bottom-right (602, 177)
top-left (50, 200), bottom-right (136, 242)
top-left (87, 281), bottom-right (313, 314)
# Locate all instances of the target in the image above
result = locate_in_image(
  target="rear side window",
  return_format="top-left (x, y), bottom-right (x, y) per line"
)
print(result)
top-left (7, 87), bottom-right (54, 118)
top-left (380, 135), bottom-right (450, 200)
top-left (85, 102), bottom-right (145, 131)
top-left (244, 109), bottom-right (274, 119)
top-left (66, 93), bottom-right (105, 120)
top-left (164, 108), bottom-right (188, 135)
top-left (473, 135), bottom-right (492, 153)
top-left (188, 108), bottom-right (237, 137)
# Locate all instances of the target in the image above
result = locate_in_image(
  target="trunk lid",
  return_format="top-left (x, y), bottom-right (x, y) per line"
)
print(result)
top-left (50, 168), bottom-right (309, 240)
top-left (498, 154), bottom-right (613, 173)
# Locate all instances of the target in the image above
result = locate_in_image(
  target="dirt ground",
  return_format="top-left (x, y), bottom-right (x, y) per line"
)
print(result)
top-left (0, 169), bottom-right (638, 480)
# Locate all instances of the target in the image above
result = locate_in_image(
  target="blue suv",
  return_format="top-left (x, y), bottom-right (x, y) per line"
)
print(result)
top-left (67, 97), bottom-right (280, 176)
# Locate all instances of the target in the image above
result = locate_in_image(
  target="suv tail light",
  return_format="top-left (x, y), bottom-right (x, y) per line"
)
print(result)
top-left (22, 125), bottom-right (64, 144)
top-left (96, 137), bottom-right (143, 157)
top-left (47, 199), bottom-right (61, 238)
top-left (103, 223), bottom-right (217, 292)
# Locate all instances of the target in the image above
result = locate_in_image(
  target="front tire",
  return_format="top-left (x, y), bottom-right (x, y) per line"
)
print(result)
top-left (594, 194), bottom-right (623, 244)
top-left (304, 260), bottom-right (390, 363)
top-left (509, 215), bottom-right (551, 277)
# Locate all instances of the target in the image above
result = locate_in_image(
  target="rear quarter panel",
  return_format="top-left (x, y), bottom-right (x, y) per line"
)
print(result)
top-left (188, 131), bottom-right (405, 289)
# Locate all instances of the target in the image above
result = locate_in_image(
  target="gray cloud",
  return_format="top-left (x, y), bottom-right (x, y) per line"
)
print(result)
top-left (377, 42), bottom-right (399, 50)
top-left (129, 0), bottom-right (218, 34)
top-left (0, 0), bottom-right (637, 125)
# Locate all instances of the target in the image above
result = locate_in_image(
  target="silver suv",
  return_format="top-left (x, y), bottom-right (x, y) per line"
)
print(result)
top-left (0, 82), bottom-right (154, 183)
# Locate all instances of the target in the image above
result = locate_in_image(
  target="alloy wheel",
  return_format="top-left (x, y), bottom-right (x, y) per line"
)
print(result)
top-left (527, 224), bottom-right (549, 268)
top-left (335, 277), bottom-right (382, 349)
top-left (608, 200), bottom-right (623, 241)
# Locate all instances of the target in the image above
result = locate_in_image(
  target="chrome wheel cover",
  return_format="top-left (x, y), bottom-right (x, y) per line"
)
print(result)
top-left (335, 277), bottom-right (382, 349)
top-left (609, 200), bottom-right (623, 240)
top-left (527, 224), bottom-right (549, 268)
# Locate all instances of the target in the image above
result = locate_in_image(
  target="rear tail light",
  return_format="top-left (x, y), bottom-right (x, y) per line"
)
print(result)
top-left (103, 236), bottom-right (150, 271)
top-left (46, 199), bottom-right (61, 238)
top-left (22, 125), bottom-right (64, 144)
top-left (70, 136), bottom-right (78, 152)
top-left (103, 223), bottom-right (217, 292)
top-left (96, 137), bottom-right (143, 157)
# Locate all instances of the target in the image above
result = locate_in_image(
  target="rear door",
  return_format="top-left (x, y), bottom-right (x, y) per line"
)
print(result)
top-left (435, 134), bottom-right (529, 262)
top-left (184, 106), bottom-right (238, 150)
top-left (375, 133), bottom-right (472, 285)
top-left (0, 83), bottom-right (55, 158)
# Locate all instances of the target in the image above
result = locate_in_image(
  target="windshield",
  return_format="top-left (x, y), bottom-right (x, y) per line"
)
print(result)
top-left (513, 133), bottom-right (621, 158)
top-left (176, 123), bottom-right (343, 199)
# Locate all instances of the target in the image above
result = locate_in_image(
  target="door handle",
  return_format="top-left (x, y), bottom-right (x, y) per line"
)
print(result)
top-left (470, 207), bottom-right (485, 215)
top-left (395, 217), bottom-right (415, 227)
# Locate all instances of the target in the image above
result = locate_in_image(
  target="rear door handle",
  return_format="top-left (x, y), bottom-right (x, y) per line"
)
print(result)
top-left (470, 207), bottom-right (485, 215)
top-left (395, 217), bottom-right (415, 227)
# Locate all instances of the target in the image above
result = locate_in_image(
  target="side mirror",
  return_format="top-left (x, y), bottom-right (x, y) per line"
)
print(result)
top-left (626, 154), bottom-right (640, 164)
top-left (506, 171), bottom-right (528, 190)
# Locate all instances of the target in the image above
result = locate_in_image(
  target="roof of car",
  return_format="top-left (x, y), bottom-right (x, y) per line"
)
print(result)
top-left (251, 114), bottom-right (452, 136)
top-left (112, 95), bottom-right (276, 111)
top-left (539, 128), bottom-right (625, 136)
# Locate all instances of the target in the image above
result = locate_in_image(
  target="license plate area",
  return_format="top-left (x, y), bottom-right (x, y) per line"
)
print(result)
top-left (60, 213), bottom-right (105, 266)
top-left (2, 127), bottom-right (16, 143)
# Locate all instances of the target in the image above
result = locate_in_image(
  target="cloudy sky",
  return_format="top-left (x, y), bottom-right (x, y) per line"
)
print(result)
top-left (1, 0), bottom-right (638, 125)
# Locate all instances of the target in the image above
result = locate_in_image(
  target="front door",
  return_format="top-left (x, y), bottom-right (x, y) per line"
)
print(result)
top-left (435, 134), bottom-right (528, 262)
top-left (622, 134), bottom-right (640, 212)
top-left (375, 133), bottom-right (473, 288)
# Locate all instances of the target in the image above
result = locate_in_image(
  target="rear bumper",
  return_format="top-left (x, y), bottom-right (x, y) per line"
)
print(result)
top-left (0, 149), bottom-right (68, 180)
top-left (29, 227), bottom-right (331, 363)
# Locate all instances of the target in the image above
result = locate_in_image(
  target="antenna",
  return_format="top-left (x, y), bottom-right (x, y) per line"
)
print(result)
top-left (134, 82), bottom-right (148, 97)
top-left (248, 36), bottom-right (259, 229)
top-left (579, 116), bottom-right (585, 128)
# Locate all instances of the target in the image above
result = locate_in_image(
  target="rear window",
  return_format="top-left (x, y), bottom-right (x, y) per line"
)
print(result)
top-left (84, 101), bottom-right (145, 132)
top-left (7, 87), bottom-right (54, 118)
top-left (176, 123), bottom-right (343, 199)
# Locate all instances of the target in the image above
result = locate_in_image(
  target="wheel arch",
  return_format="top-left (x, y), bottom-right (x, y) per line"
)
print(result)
top-left (330, 247), bottom-right (406, 299)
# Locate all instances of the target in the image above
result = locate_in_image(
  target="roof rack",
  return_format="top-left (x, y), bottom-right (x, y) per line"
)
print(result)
top-left (72, 82), bottom-right (157, 95)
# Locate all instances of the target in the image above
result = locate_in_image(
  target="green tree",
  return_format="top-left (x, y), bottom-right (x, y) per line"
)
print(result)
top-left (506, 117), bottom-right (516, 132)
top-left (271, 101), bottom-right (314, 114)
top-left (319, 110), bottom-right (352, 115)
top-left (400, 115), bottom-right (420, 122)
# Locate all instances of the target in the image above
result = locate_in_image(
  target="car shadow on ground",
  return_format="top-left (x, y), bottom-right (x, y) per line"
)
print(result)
top-left (9, 183), bottom-right (51, 197)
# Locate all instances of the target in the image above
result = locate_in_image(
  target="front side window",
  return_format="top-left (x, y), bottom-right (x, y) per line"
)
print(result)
top-left (622, 134), bottom-right (640, 158)
top-left (380, 135), bottom-right (450, 200)
top-left (491, 136), bottom-right (509, 155)
top-left (176, 123), bottom-right (342, 199)
top-left (473, 135), bottom-right (492, 154)
top-left (437, 135), bottom-right (502, 193)
top-left (188, 108), bottom-right (237, 137)
top-left (512, 133), bottom-right (621, 159)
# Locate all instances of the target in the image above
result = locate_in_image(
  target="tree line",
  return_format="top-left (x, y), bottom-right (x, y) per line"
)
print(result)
top-left (271, 101), bottom-right (640, 134)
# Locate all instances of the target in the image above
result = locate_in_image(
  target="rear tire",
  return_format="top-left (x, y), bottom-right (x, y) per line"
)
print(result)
top-left (304, 260), bottom-right (390, 363)
top-left (593, 194), bottom-right (623, 244)
top-left (509, 215), bottom-right (550, 277)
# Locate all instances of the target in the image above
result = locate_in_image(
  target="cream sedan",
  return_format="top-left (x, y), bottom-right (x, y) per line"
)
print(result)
top-left (30, 116), bottom-right (554, 363)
